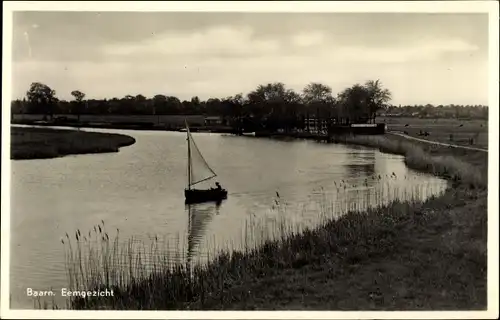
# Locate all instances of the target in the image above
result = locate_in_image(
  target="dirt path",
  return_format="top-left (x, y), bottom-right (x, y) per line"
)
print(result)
top-left (388, 131), bottom-right (488, 153)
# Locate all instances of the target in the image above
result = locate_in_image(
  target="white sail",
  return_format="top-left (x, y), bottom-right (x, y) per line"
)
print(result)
top-left (186, 123), bottom-right (217, 187)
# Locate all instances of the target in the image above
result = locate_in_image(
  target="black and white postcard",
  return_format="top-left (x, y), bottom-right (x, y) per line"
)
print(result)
top-left (1, 1), bottom-right (498, 319)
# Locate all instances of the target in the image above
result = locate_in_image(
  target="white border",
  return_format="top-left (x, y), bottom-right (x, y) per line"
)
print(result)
top-left (2, 1), bottom-right (499, 319)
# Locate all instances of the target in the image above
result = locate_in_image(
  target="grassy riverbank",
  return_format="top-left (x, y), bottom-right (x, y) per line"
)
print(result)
top-left (63, 132), bottom-right (487, 310)
top-left (11, 127), bottom-right (136, 160)
top-left (380, 116), bottom-right (488, 149)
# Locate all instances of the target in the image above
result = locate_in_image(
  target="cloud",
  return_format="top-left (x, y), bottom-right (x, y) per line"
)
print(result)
top-left (102, 26), bottom-right (479, 67)
top-left (325, 38), bottom-right (480, 63)
top-left (12, 39), bottom-right (486, 106)
top-left (102, 25), bottom-right (281, 58)
top-left (11, 24), bottom-right (485, 105)
top-left (291, 31), bottom-right (325, 47)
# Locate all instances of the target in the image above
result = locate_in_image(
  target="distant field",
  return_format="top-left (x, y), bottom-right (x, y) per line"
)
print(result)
top-left (379, 117), bottom-right (488, 149)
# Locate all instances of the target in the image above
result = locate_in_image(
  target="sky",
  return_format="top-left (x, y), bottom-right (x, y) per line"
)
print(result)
top-left (10, 11), bottom-right (489, 105)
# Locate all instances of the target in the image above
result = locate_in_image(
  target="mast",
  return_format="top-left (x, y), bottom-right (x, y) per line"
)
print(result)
top-left (185, 119), bottom-right (217, 188)
top-left (186, 120), bottom-right (191, 190)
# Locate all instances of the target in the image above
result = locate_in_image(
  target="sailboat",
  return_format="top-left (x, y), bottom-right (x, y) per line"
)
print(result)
top-left (184, 121), bottom-right (228, 204)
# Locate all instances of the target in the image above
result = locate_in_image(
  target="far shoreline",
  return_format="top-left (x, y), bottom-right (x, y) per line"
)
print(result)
top-left (11, 119), bottom-right (235, 134)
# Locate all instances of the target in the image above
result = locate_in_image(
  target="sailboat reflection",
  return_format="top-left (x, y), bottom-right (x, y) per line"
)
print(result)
top-left (185, 200), bottom-right (223, 265)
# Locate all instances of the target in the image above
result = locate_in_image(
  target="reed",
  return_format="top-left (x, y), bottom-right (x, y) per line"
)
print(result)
top-left (56, 176), bottom-right (448, 310)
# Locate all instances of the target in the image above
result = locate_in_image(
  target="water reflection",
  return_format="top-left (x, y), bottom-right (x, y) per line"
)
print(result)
top-left (186, 200), bottom-right (222, 265)
top-left (345, 163), bottom-right (376, 179)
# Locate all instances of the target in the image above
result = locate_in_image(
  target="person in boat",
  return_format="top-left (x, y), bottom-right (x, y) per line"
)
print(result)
top-left (215, 182), bottom-right (222, 191)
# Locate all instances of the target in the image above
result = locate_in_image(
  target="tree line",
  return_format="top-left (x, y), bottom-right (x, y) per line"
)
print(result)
top-left (11, 80), bottom-right (488, 129)
top-left (12, 80), bottom-right (390, 123)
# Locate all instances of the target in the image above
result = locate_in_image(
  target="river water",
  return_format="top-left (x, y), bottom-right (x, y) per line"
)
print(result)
top-left (9, 127), bottom-right (448, 309)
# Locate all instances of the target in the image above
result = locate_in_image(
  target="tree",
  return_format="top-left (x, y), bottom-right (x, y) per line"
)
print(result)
top-left (221, 94), bottom-right (245, 119)
top-left (134, 94), bottom-right (149, 114)
top-left (302, 83), bottom-right (335, 130)
top-left (302, 82), bottom-right (333, 105)
top-left (26, 82), bottom-right (58, 120)
top-left (206, 98), bottom-right (222, 116)
top-left (71, 90), bottom-right (86, 122)
top-left (106, 97), bottom-right (120, 114)
top-left (11, 99), bottom-right (24, 115)
top-left (285, 89), bottom-right (303, 105)
top-left (191, 96), bottom-right (202, 114)
top-left (363, 80), bottom-right (391, 123)
top-left (336, 80), bottom-right (391, 124)
top-left (191, 96), bottom-right (200, 106)
top-left (71, 90), bottom-right (85, 103)
top-left (166, 96), bottom-right (182, 114)
top-left (337, 84), bottom-right (370, 124)
top-left (152, 94), bottom-right (167, 115)
top-left (135, 94), bottom-right (147, 102)
top-left (247, 82), bottom-right (288, 104)
top-left (246, 82), bottom-right (290, 125)
top-left (281, 89), bottom-right (304, 131)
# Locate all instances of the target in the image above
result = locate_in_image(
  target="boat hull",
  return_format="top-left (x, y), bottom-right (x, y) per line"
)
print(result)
top-left (185, 188), bottom-right (228, 204)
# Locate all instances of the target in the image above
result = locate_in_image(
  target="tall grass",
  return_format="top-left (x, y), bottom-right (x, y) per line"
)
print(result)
top-left (61, 221), bottom-right (189, 294)
top-left (59, 178), bottom-right (447, 310)
top-left (62, 201), bottom-right (434, 309)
